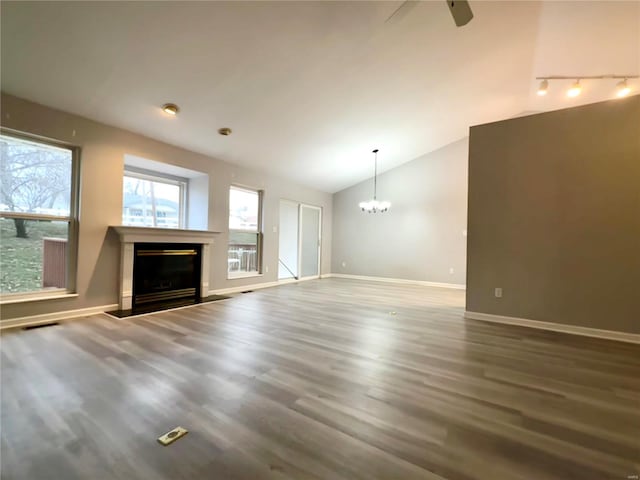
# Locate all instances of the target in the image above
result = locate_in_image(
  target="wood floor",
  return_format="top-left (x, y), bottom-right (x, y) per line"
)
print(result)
top-left (1, 278), bottom-right (639, 480)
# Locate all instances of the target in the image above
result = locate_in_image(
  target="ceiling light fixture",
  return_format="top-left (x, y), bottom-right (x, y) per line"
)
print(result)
top-left (162, 103), bottom-right (179, 115)
top-left (616, 79), bottom-right (631, 97)
top-left (359, 149), bottom-right (390, 213)
top-left (567, 80), bottom-right (582, 98)
top-left (534, 74), bottom-right (638, 99)
top-left (537, 79), bottom-right (548, 96)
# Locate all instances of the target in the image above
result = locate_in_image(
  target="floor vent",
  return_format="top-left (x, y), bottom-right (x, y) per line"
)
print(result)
top-left (158, 426), bottom-right (188, 446)
top-left (23, 322), bottom-right (60, 330)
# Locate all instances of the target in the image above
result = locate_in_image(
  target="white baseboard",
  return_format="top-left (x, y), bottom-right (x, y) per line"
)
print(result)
top-left (208, 275), bottom-right (320, 296)
top-left (0, 303), bottom-right (119, 331)
top-left (464, 311), bottom-right (640, 345)
top-left (2, 276), bottom-right (327, 329)
top-left (328, 273), bottom-right (465, 290)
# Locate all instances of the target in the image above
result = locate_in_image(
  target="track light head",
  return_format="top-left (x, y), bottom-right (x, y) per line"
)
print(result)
top-left (616, 79), bottom-right (631, 97)
top-left (537, 79), bottom-right (548, 96)
top-left (567, 80), bottom-right (582, 98)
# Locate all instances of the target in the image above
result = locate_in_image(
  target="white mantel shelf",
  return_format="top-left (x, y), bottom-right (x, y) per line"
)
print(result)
top-left (109, 226), bottom-right (220, 310)
top-left (110, 226), bottom-right (220, 244)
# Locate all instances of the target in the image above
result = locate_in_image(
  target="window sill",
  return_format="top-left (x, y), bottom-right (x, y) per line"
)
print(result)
top-left (0, 291), bottom-right (79, 305)
top-left (227, 272), bottom-right (263, 280)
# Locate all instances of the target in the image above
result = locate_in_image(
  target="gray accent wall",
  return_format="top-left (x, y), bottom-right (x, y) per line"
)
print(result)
top-left (0, 93), bottom-right (332, 322)
top-left (332, 139), bottom-right (469, 285)
top-left (467, 95), bottom-right (640, 334)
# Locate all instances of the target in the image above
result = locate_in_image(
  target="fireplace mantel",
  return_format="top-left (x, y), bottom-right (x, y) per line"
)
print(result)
top-left (110, 226), bottom-right (220, 244)
top-left (109, 226), bottom-right (220, 310)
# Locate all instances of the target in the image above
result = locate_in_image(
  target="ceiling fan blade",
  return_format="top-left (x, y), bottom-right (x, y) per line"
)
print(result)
top-left (385, 1), bottom-right (418, 24)
top-left (446, 0), bottom-right (474, 27)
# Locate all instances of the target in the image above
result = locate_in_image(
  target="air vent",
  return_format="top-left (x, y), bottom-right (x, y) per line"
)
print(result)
top-left (23, 322), bottom-right (59, 330)
top-left (157, 426), bottom-right (188, 446)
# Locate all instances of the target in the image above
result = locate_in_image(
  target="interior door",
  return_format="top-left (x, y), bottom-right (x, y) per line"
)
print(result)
top-left (278, 200), bottom-right (299, 279)
top-left (299, 204), bottom-right (321, 278)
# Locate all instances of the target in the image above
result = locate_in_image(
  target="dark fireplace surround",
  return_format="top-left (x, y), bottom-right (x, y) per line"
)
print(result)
top-left (133, 243), bottom-right (202, 307)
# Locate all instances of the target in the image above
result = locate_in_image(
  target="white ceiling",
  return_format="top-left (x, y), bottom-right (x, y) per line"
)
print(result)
top-left (2, 1), bottom-right (639, 193)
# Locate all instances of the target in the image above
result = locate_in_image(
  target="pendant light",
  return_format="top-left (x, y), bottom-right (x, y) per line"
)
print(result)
top-left (359, 149), bottom-right (391, 213)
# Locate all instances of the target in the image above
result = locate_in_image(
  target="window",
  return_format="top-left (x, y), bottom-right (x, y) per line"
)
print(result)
top-left (228, 186), bottom-right (262, 277)
top-left (0, 131), bottom-right (79, 297)
top-left (122, 169), bottom-right (186, 229)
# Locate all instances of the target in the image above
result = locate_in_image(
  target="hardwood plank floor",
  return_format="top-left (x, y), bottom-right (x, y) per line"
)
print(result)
top-left (1, 278), bottom-right (639, 479)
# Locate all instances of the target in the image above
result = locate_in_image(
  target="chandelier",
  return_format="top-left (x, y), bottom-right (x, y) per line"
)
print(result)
top-left (359, 149), bottom-right (391, 213)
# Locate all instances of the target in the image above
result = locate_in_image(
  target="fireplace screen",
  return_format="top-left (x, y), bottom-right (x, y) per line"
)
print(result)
top-left (133, 243), bottom-right (202, 305)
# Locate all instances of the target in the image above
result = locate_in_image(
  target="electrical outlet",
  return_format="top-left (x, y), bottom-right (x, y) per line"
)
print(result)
top-left (449, 268), bottom-right (454, 274)
top-left (494, 287), bottom-right (502, 298)
top-left (272, 226), bottom-right (277, 233)
top-left (265, 266), bottom-right (269, 273)
top-left (341, 261), bottom-right (347, 268)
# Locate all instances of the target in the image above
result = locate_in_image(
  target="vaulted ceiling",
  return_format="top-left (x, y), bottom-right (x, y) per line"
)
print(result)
top-left (2, 1), bottom-right (638, 192)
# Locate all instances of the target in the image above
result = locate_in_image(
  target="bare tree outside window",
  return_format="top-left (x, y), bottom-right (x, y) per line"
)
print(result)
top-left (0, 136), bottom-right (71, 238)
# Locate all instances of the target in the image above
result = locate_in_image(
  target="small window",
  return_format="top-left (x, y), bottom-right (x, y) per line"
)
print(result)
top-left (0, 132), bottom-right (79, 297)
top-left (228, 186), bottom-right (262, 277)
top-left (122, 170), bottom-right (186, 229)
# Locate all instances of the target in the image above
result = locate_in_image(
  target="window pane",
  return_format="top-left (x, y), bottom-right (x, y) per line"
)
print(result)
top-left (0, 135), bottom-right (72, 216)
top-left (229, 187), bottom-right (259, 231)
top-left (0, 218), bottom-right (69, 293)
top-left (228, 231), bottom-right (258, 274)
top-left (123, 175), bottom-right (181, 228)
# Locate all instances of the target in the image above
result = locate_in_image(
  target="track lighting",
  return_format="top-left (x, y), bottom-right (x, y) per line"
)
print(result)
top-left (567, 80), bottom-right (582, 98)
top-left (534, 74), bottom-right (638, 99)
top-left (537, 79), bottom-right (548, 96)
top-left (616, 79), bottom-right (631, 97)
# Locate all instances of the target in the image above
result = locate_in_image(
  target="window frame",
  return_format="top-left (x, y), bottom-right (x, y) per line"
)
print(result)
top-left (228, 185), bottom-right (263, 279)
top-left (122, 167), bottom-right (188, 229)
top-left (0, 128), bottom-right (80, 302)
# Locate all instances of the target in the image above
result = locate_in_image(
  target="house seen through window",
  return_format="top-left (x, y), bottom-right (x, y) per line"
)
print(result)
top-left (122, 170), bottom-right (186, 228)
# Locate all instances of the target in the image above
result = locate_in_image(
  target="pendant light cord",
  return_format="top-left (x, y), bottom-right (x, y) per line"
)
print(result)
top-left (373, 149), bottom-right (378, 200)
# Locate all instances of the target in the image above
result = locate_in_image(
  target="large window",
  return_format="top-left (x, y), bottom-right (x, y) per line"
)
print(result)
top-left (228, 186), bottom-right (262, 277)
top-left (0, 132), bottom-right (78, 297)
top-left (122, 169), bottom-right (186, 229)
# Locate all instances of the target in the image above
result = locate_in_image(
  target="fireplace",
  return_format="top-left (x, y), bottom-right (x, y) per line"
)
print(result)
top-left (133, 243), bottom-right (202, 306)
top-left (110, 226), bottom-right (219, 312)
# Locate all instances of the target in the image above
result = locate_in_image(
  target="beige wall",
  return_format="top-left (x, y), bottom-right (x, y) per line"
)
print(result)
top-left (332, 138), bottom-right (468, 285)
top-left (467, 95), bottom-right (640, 334)
top-left (0, 93), bottom-right (332, 321)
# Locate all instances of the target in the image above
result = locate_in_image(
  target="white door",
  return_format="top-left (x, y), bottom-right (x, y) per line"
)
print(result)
top-left (299, 204), bottom-right (321, 279)
top-left (278, 200), bottom-right (299, 279)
